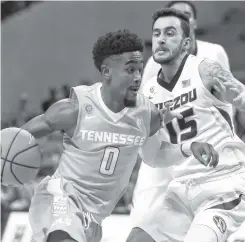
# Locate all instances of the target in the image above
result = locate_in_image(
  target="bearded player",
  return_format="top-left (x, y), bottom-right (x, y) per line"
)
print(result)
top-left (132, 1), bottom-right (236, 224)
top-left (128, 9), bottom-right (245, 242)
top-left (141, 0), bottom-right (230, 86)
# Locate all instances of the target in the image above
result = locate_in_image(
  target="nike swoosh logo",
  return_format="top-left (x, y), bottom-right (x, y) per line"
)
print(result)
top-left (149, 96), bottom-right (154, 99)
top-left (85, 115), bottom-right (95, 120)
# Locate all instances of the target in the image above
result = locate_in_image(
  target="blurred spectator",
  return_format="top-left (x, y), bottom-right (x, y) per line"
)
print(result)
top-left (1, 185), bottom-right (17, 232)
top-left (1, 1), bottom-right (39, 21)
top-left (61, 84), bottom-right (71, 98)
top-left (79, 78), bottom-right (95, 86)
top-left (14, 92), bottom-right (36, 127)
top-left (41, 87), bottom-right (58, 112)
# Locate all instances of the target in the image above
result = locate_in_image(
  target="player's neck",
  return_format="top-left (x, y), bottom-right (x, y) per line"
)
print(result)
top-left (190, 35), bottom-right (197, 55)
top-left (100, 85), bottom-right (125, 113)
top-left (160, 52), bottom-right (187, 83)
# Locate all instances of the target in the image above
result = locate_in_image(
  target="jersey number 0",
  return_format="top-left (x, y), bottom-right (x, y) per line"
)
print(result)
top-left (100, 147), bottom-right (120, 175)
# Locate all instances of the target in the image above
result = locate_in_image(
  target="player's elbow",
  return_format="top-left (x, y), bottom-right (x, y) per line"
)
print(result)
top-left (21, 114), bottom-right (53, 139)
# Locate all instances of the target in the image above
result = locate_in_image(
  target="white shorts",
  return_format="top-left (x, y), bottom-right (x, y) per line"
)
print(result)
top-left (29, 176), bottom-right (102, 242)
top-left (133, 165), bottom-right (245, 242)
top-left (130, 162), bottom-right (173, 224)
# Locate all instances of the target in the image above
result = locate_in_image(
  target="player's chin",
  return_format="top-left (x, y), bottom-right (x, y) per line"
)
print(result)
top-left (124, 95), bottom-right (137, 107)
top-left (153, 53), bottom-right (171, 64)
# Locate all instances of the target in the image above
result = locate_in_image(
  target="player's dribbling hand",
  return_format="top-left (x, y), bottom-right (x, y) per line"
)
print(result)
top-left (190, 142), bottom-right (219, 168)
top-left (160, 101), bottom-right (183, 124)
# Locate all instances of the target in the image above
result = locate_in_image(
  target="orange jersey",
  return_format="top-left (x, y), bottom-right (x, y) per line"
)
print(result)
top-left (53, 83), bottom-right (151, 223)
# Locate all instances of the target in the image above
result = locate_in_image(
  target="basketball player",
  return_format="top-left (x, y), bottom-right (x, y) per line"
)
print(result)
top-left (141, 1), bottom-right (230, 87)
top-left (141, 0), bottom-right (245, 139)
top-left (19, 30), bottom-right (215, 242)
top-left (127, 9), bottom-right (245, 242)
top-left (131, 0), bottom-right (234, 227)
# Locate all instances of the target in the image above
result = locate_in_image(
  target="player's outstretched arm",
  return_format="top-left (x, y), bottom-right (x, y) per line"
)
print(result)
top-left (140, 139), bottom-right (219, 168)
top-left (21, 97), bottom-right (78, 139)
top-left (199, 59), bottom-right (245, 111)
top-left (148, 101), bottom-right (182, 136)
top-left (144, 103), bottom-right (219, 168)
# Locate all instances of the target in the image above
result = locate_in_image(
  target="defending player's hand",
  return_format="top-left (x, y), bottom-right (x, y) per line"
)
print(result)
top-left (191, 142), bottom-right (219, 168)
top-left (160, 101), bottom-right (183, 124)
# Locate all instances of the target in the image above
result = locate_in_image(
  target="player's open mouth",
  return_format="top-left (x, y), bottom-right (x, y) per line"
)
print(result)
top-left (129, 86), bottom-right (140, 93)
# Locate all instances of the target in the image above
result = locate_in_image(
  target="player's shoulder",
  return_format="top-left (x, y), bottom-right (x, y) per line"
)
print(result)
top-left (71, 82), bottom-right (102, 101)
top-left (145, 55), bottom-right (155, 66)
top-left (197, 40), bottom-right (226, 53)
top-left (137, 92), bottom-right (150, 106)
top-left (72, 82), bottom-right (101, 93)
top-left (141, 75), bottom-right (158, 95)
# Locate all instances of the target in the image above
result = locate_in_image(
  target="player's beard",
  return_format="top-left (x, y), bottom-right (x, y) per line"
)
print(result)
top-left (124, 97), bottom-right (136, 107)
top-left (124, 91), bottom-right (137, 107)
top-left (153, 42), bottom-right (183, 65)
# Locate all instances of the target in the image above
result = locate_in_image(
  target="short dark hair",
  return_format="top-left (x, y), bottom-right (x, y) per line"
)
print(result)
top-left (152, 8), bottom-right (190, 37)
top-left (166, 1), bottom-right (197, 19)
top-left (92, 29), bottom-right (144, 71)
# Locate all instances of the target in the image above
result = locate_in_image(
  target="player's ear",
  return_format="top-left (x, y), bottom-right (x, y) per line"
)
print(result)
top-left (101, 65), bottom-right (112, 80)
top-left (192, 19), bottom-right (197, 30)
top-left (183, 37), bottom-right (191, 51)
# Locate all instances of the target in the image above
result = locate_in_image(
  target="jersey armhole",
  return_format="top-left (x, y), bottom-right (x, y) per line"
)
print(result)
top-left (69, 87), bottom-right (82, 140)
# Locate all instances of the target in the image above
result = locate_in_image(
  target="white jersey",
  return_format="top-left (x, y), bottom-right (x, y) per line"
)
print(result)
top-left (141, 54), bottom-right (245, 179)
top-left (141, 40), bottom-right (230, 89)
top-left (131, 55), bottom-right (243, 218)
top-left (53, 83), bottom-right (152, 223)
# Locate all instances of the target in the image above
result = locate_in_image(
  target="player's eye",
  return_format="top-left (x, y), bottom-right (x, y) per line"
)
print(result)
top-left (166, 30), bottom-right (175, 36)
top-left (153, 31), bottom-right (160, 37)
top-left (127, 67), bottom-right (134, 74)
top-left (184, 12), bottom-right (191, 18)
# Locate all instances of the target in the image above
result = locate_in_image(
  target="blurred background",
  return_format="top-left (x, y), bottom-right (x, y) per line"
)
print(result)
top-left (1, 1), bottom-right (245, 241)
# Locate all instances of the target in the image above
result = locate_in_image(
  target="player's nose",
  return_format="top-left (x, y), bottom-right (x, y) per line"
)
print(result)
top-left (133, 73), bottom-right (141, 85)
top-left (157, 36), bottom-right (166, 45)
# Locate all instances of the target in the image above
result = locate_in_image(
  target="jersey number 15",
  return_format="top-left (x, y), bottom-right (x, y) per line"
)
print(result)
top-left (166, 107), bottom-right (197, 144)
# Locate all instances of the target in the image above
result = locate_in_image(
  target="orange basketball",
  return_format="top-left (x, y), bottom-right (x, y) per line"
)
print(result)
top-left (0, 127), bottom-right (41, 187)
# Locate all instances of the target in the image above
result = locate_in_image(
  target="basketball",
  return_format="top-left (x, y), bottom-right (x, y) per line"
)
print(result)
top-left (0, 127), bottom-right (42, 187)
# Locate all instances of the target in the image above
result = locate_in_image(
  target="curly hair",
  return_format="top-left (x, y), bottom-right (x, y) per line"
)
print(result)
top-left (92, 29), bottom-right (144, 71)
top-left (152, 8), bottom-right (190, 37)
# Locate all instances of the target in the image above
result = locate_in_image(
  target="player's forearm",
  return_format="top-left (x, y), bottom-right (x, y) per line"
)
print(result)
top-left (21, 114), bottom-right (53, 139)
top-left (151, 142), bottom-right (188, 167)
top-left (140, 140), bottom-right (188, 168)
top-left (199, 59), bottom-right (245, 109)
